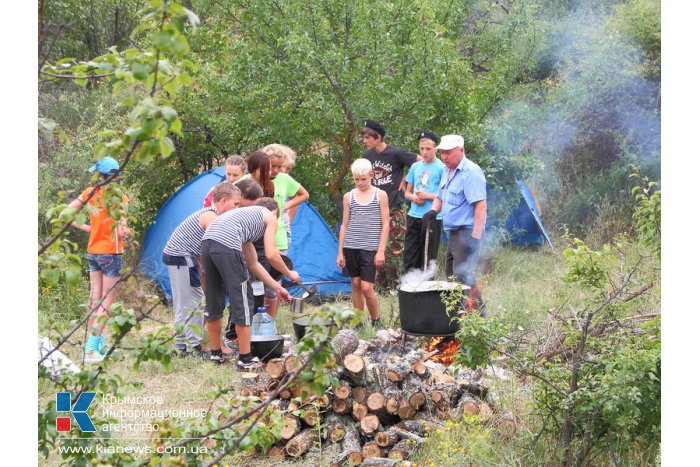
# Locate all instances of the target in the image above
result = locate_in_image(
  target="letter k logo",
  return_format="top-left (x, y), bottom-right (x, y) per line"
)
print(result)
top-left (56, 392), bottom-right (96, 432)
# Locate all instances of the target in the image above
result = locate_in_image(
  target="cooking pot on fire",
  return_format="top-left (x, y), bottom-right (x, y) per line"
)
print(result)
top-left (398, 281), bottom-right (470, 336)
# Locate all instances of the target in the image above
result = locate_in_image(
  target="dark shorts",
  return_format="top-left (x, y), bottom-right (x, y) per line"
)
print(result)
top-left (201, 240), bottom-right (254, 325)
top-left (87, 254), bottom-right (122, 277)
top-left (342, 248), bottom-right (377, 283)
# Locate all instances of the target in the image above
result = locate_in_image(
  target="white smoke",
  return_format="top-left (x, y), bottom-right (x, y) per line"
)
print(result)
top-left (399, 260), bottom-right (438, 289)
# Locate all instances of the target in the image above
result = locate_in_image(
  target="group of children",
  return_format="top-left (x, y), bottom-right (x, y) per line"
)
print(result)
top-left (68, 129), bottom-right (448, 368)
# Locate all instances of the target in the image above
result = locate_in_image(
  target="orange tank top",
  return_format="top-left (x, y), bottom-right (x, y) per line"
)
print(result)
top-left (79, 187), bottom-right (129, 254)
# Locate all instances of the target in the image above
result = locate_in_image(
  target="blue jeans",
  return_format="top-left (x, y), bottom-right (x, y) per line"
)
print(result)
top-left (87, 254), bottom-right (122, 277)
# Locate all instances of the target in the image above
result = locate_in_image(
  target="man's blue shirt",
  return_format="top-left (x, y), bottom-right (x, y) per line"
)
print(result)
top-left (437, 157), bottom-right (487, 231)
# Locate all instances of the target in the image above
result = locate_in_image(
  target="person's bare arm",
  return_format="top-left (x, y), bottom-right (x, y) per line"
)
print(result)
top-left (284, 185), bottom-right (309, 211)
top-left (471, 200), bottom-right (487, 239)
top-left (262, 211), bottom-right (300, 283)
top-left (337, 193), bottom-right (350, 269)
top-left (431, 196), bottom-right (442, 213)
top-left (198, 211), bottom-right (218, 230)
top-left (375, 191), bottom-right (390, 266)
top-left (242, 242), bottom-right (292, 302)
top-left (63, 197), bottom-right (91, 232)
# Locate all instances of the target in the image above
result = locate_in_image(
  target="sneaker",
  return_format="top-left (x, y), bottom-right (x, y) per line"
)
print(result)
top-left (371, 319), bottom-right (381, 329)
top-left (222, 337), bottom-right (238, 353)
top-left (171, 347), bottom-right (189, 357)
top-left (190, 344), bottom-right (206, 358)
top-left (209, 349), bottom-right (226, 364)
top-left (96, 335), bottom-right (108, 354)
top-left (236, 356), bottom-right (261, 370)
top-left (83, 343), bottom-right (105, 363)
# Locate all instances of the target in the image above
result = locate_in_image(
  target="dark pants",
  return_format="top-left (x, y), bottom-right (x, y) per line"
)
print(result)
top-left (445, 228), bottom-right (480, 287)
top-left (403, 216), bottom-right (442, 273)
top-left (375, 208), bottom-right (406, 291)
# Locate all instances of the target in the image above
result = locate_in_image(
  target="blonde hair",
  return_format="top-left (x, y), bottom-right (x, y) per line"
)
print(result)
top-left (351, 158), bottom-right (373, 177)
top-left (262, 143), bottom-right (296, 165)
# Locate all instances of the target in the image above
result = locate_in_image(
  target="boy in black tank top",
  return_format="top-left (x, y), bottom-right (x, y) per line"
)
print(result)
top-left (336, 158), bottom-right (390, 327)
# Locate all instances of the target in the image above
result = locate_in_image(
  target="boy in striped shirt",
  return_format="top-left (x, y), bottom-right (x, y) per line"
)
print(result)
top-left (336, 158), bottom-right (390, 327)
top-left (163, 183), bottom-right (241, 356)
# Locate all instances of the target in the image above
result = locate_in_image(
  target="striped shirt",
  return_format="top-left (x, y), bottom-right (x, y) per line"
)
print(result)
top-left (163, 207), bottom-right (216, 258)
top-left (202, 206), bottom-right (266, 251)
top-left (343, 187), bottom-right (382, 251)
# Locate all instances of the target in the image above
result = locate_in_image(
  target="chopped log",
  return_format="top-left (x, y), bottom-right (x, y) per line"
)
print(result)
top-left (284, 354), bottom-right (302, 373)
top-left (265, 358), bottom-right (286, 379)
top-left (240, 372), bottom-right (260, 384)
top-left (496, 411), bottom-right (517, 438)
top-left (386, 358), bottom-right (411, 383)
top-left (301, 405), bottom-right (321, 427)
top-left (359, 414), bottom-right (381, 436)
top-left (332, 396), bottom-right (353, 415)
top-left (396, 399), bottom-right (417, 420)
top-left (429, 382), bottom-right (461, 407)
top-left (202, 437), bottom-right (217, 449)
top-left (331, 328), bottom-right (360, 360)
top-left (387, 439), bottom-right (414, 461)
top-left (373, 366), bottom-right (401, 414)
top-left (354, 339), bottom-right (370, 357)
top-left (403, 374), bottom-right (426, 410)
top-left (367, 392), bottom-right (386, 413)
top-left (316, 393), bottom-right (332, 408)
top-left (362, 441), bottom-right (383, 459)
top-left (379, 426), bottom-right (425, 445)
top-left (239, 387), bottom-right (255, 397)
top-left (285, 428), bottom-right (316, 458)
top-left (411, 362), bottom-right (428, 377)
top-left (452, 392), bottom-right (480, 419)
top-left (278, 387), bottom-right (293, 400)
top-left (479, 402), bottom-right (494, 421)
top-left (352, 401), bottom-right (369, 421)
top-left (375, 429), bottom-right (399, 448)
top-left (423, 360), bottom-right (446, 377)
top-left (352, 386), bottom-right (370, 404)
top-left (343, 354), bottom-right (366, 385)
top-left (396, 419), bottom-right (444, 438)
top-left (292, 383), bottom-right (316, 401)
top-left (267, 445), bottom-right (286, 462)
top-left (334, 381), bottom-right (352, 400)
top-left (280, 415), bottom-right (301, 441)
top-left (266, 379), bottom-right (280, 391)
top-left (324, 413), bottom-right (351, 443)
top-left (330, 424), bottom-right (363, 466)
top-left (430, 373), bottom-right (455, 385)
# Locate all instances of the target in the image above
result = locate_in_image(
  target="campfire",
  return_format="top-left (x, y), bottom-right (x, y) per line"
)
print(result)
top-left (424, 337), bottom-right (460, 366)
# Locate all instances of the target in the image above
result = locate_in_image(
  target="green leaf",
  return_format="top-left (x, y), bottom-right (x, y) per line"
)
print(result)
top-left (132, 62), bottom-right (153, 80)
top-left (159, 137), bottom-right (175, 158)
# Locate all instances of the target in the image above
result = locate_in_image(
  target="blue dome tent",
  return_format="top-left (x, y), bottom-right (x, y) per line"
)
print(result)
top-left (139, 166), bottom-right (351, 300)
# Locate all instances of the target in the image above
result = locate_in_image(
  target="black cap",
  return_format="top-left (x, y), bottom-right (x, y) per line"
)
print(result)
top-left (417, 131), bottom-right (439, 145)
top-left (363, 119), bottom-right (386, 138)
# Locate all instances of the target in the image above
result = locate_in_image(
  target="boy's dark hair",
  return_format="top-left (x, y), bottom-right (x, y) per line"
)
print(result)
top-left (254, 197), bottom-right (278, 213)
top-left (212, 183), bottom-right (241, 202)
top-left (235, 178), bottom-right (263, 200)
top-left (361, 127), bottom-right (383, 140)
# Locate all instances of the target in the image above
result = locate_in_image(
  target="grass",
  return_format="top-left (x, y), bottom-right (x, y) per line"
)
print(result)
top-left (38, 238), bottom-right (660, 466)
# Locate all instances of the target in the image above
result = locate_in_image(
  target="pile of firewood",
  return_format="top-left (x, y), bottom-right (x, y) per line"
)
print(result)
top-left (227, 328), bottom-right (515, 466)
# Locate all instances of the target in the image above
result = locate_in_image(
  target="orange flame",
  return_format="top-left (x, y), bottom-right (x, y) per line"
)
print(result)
top-left (425, 337), bottom-right (459, 366)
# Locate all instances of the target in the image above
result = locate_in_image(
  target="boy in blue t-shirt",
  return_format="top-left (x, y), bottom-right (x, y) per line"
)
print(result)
top-left (403, 131), bottom-right (446, 273)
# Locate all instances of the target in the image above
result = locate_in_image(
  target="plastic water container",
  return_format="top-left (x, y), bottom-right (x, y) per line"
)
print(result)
top-left (252, 306), bottom-right (277, 336)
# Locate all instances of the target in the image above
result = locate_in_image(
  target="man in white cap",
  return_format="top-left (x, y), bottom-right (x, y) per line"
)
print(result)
top-left (424, 134), bottom-right (487, 314)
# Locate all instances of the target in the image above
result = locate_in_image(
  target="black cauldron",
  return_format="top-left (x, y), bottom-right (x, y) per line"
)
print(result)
top-left (250, 335), bottom-right (284, 361)
top-left (397, 282), bottom-right (469, 336)
top-left (292, 316), bottom-right (335, 341)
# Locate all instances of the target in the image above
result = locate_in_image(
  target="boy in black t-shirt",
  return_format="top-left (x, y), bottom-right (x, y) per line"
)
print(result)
top-left (361, 119), bottom-right (419, 291)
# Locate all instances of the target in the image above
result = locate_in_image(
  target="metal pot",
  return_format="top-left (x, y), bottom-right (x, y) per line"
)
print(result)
top-left (290, 297), bottom-right (305, 314)
top-left (292, 316), bottom-right (335, 341)
top-left (250, 335), bottom-right (284, 362)
top-left (397, 281), bottom-right (469, 336)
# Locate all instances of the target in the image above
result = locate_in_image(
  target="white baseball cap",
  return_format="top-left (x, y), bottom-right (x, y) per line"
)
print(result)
top-left (436, 134), bottom-right (464, 150)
